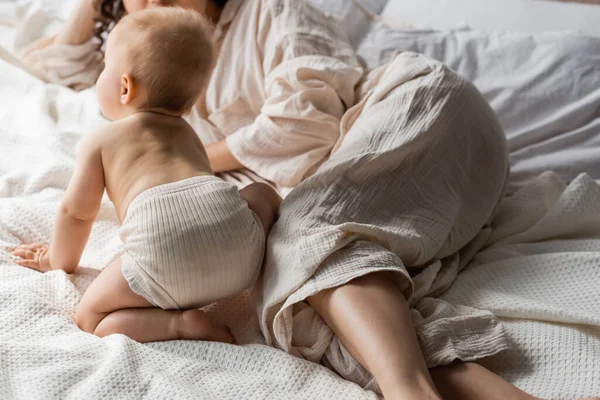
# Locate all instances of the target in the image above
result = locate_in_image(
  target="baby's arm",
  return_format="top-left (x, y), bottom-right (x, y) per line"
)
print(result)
top-left (239, 183), bottom-right (282, 235)
top-left (13, 133), bottom-right (105, 273)
top-left (50, 134), bottom-right (105, 272)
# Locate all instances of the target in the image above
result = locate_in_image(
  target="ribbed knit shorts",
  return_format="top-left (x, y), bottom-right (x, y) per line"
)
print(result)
top-left (119, 175), bottom-right (265, 310)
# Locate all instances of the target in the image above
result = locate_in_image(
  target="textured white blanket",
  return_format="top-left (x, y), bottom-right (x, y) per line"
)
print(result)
top-left (445, 172), bottom-right (600, 398)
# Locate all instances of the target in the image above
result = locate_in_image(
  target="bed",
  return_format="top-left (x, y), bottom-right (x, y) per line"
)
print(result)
top-left (0, 0), bottom-right (599, 398)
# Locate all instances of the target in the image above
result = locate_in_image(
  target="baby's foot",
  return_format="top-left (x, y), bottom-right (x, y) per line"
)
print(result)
top-left (177, 309), bottom-right (233, 344)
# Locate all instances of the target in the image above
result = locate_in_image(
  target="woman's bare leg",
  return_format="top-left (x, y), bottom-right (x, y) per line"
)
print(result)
top-left (307, 271), bottom-right (548, 400)
top-left (307, 271), bottom-right (440, 400)
top-left (75, 258), bottom-right (232, 343)
top-left (432, 362), bottom-right (600, 400)
top-left (430, 362), bottom-right (539, 400)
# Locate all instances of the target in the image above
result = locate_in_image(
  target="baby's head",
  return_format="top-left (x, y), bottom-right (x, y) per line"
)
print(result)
top-left (97, 7), bottom-right (215, 120)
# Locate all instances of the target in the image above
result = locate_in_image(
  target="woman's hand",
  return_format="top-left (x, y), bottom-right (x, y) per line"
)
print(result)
top-left (22, 0), bottom-right (96, 73)
top-left (22, 35), bottom-right (58, 60)
top-left (12, 243), bottom-right (52, 272)
top-left (23, 0), bottom-right (96, 59)
top-left (206, 139), bottom-right (244, 173)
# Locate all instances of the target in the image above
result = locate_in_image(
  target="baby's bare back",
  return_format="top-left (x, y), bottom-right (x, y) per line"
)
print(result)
top-left (100, 112), bottom-right (212, 222)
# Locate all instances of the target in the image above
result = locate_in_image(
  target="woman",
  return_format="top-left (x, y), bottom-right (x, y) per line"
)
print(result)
top-left (22, 1), bottom-right (566, 399)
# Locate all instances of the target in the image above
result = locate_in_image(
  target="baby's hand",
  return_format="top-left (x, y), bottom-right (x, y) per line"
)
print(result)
top-left (12, 243), bottom-right (52, 272)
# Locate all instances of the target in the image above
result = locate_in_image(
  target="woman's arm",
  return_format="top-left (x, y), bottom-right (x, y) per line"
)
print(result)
top-left (207, 1), bottom-right (363, 186)
top-left (206, 140), bottom-right (243, 173)
top-left (54, 0), bottom-right (97, 46)
top-left (23, 0), bottom-right (96, 57)
top-left (21, 0), bottom-right (104, 90)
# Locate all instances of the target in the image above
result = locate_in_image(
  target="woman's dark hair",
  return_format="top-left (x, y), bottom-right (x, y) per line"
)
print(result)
top-left (92, 0), bottom-right (229, 51)
top-left (92, 0), bottom-right (125, 50)
top-left (213, 0), bottom-right (229, 8)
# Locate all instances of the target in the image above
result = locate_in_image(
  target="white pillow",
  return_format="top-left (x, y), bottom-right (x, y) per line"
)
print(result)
top-left (309, 0), bottom-right (389, 47)
top-left (380, 0), bottom-right (600, 37)
top-left (356, 24), bottom-right (600, 192)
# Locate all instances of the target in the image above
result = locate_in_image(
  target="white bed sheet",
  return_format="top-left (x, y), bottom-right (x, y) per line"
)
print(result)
top-left (374, 0), bottom-right (600, 192)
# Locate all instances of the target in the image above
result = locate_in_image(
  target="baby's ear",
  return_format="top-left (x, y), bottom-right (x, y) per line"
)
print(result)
top-left (120, 74), bottom-right (134, 105)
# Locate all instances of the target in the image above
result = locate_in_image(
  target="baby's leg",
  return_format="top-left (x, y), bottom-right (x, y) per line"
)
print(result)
top-left (239, 182), bottom-right (282, 235)
top-left (75, 257), bottom-right (232, 343)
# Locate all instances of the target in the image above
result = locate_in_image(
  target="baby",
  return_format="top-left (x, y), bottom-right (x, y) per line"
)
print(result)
top-left (12, 8), bottom-right (280, 344)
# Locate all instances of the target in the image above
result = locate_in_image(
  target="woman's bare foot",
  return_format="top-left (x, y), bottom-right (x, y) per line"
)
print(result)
top-left (176, 309), bottom-right (233, 344)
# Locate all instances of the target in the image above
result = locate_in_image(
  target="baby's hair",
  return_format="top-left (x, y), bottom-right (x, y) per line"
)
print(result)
top-left (116, 8), bottom-right (216, 115)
